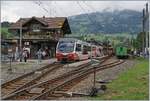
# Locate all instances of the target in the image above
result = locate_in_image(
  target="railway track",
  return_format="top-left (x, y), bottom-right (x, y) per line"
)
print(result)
top-left (2, 62), bottom-right (93, 100)
top-left (34, 59), bottom-right (124, 100)
top-left (1, 58), bottom-right (98, 99)
top-left (2, 57), bottom-right (123, 100)
top-left (1, 56), bottom-right (108, 98)
top-left (1, 63), bottom-right (63, 97)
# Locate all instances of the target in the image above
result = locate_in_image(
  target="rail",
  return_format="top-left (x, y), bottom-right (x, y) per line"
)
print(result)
top-left (2, 57), bottom-right (123, 100)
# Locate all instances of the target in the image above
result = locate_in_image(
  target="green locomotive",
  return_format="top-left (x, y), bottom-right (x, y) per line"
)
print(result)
top-left (115, 44), bottom-right (129, 59)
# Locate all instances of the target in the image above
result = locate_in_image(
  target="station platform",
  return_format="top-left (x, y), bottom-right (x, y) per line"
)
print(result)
top-left (2, 58), bottom-right (57, 65)
top-left (1, 58), bottom-right (57, 84)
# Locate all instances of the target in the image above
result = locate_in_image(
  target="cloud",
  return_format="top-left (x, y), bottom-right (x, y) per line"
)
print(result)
top-left (1, 1), bottom-right (148, 22)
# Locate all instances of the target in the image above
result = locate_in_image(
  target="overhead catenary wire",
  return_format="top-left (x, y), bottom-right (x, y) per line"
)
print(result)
top-left (71, 2), bottom-right (89, 36)
top-left (55, 3), bottom-right (68, 17)
top-left (82, 1), bottom-right (103, 32)
top-left (38, 1), bottom-right (49, 13)
top-left (76, 1), bottom-right (94, 25)
top-left (76, 1), bottom-right (91, 35)
top-left (33, 1), bottom-right (50, 16)
top-left (76, 1), bottom-right (101, 34)
top-left (41, 1), bottom-right (52, 17)
top-left (82, 1), bottom-right (97, 12)
top-left (52, 1), bottom-right (58, 17)
top-left (41, 1), bottom-right (64, 17)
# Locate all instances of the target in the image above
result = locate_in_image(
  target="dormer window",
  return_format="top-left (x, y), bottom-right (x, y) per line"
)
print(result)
top-left (32, 24), bottom-right (40, 32)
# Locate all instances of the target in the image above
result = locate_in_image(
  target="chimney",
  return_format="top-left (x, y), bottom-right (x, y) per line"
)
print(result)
top-left (32, 16), bottom-right (36, 18)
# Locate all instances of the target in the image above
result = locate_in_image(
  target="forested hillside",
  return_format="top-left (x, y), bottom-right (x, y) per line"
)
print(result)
top-left (68, 10), bottom-right (142, 34)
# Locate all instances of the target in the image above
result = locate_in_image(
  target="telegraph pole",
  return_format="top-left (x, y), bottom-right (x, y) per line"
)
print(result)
top-left (145, 3), bottom-right (149, 56)
top-left (142, 8), bottom-right (145, 55)
top-left (142, 3), bottom-right (149, 57)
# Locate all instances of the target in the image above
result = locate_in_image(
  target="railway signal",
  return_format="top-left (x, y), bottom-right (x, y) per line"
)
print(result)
top-left (91, 59), bottom-right (99, 97)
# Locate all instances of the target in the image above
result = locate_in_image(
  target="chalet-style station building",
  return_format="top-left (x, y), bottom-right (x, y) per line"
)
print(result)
top-left (8, 16), bottom-right (71, 58)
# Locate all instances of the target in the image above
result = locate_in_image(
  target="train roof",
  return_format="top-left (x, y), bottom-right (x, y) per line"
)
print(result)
top-left (59, 38), bottom-right (79, 42)
top-left (59, 38), bottom-right (89, 44)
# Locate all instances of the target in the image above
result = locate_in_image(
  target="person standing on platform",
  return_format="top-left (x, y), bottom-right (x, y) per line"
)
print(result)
top-left (42, 50), bottom-right (46, 59)
top-left (37, 49), bottom-right (42, 64)
top-left (23, 50), bottom-right (28, 62)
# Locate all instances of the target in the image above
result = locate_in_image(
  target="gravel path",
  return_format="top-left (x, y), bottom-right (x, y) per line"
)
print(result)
top-left (61, 58), bottom-right (136, 100)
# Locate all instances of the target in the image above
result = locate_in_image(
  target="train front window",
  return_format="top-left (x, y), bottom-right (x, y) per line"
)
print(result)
top-left (58, 42), bottom-right (74, 53)
top-left (76, 44), bottom-right (81, 51)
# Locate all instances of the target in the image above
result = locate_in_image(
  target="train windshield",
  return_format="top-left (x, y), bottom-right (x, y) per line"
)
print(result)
top-left (57, 41), bottom-right (75, 53)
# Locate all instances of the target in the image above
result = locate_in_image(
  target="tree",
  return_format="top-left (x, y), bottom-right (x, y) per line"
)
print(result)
top-left (1, 28), bottom-right (13, 39)
top-left (136, 32), bottom-right (146, 51)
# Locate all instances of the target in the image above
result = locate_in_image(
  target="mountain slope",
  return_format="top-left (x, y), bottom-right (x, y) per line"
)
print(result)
top-left (68, 10), bottom-right (142, 34)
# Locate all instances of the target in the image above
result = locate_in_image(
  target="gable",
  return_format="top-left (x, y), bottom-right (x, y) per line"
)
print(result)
top-left (22, 17), bottom-right (48, 27)
top-left (9, 17), bottom-right (71, 34)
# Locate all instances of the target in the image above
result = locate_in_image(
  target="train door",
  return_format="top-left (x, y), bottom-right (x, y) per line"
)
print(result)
top-left (75, 43), bottom-right (82, 60)
top-left (87, 45), bottom-right (91, 58)
top-left (95, 46), bottom-right (100, 57)
top-left (99, 47), bottom-right (104, 57)
top-left (92, 46), bottom-right (96, 57)
top-left (81, 45), bottom-right (89, 60)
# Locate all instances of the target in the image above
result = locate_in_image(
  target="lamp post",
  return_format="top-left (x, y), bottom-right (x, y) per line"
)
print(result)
top-left (20, 20), bottom-right (22, 62)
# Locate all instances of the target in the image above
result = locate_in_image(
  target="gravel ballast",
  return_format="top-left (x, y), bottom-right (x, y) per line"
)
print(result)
top-left (62, 58), bottom-right (136, 100)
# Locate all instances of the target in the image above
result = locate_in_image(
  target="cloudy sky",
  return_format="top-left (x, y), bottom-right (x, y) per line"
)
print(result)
top-left (1, 1), bottom-right (148, 22)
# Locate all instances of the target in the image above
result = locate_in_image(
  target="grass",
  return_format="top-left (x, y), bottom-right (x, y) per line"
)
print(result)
top-left (90, 58), bottom-right (149, 100)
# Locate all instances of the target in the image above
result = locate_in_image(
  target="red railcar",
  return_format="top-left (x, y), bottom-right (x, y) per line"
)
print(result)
top-left (56, 38), bottom-right (104, 62)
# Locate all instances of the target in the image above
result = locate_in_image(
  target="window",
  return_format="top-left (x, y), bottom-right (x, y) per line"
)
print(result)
top-left (32, 24), bottom-right (40, 32)
top-left (76, 44), bottom-right (81, 51)
top-left (58, 41), bottom-right (75, 53)
top-left (87, 46), bottom-right (91, 51)
top-left (24, 42), bottom-right (30, 45)
top-left (120, 47), bottom-right (123, 51)
top-left (82, 45), bottom-right (88, 54)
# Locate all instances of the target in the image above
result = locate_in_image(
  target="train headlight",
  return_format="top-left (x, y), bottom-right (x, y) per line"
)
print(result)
top-left (68, 53), bottom-right (75, 60)
top-left (68, 53), bottom-right (74, 57)
top-left (56, 53), bottom-right (62, 57)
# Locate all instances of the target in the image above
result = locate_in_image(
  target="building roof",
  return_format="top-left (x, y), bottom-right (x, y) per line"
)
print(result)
top-left (9, 16), bottom-right (68, 29)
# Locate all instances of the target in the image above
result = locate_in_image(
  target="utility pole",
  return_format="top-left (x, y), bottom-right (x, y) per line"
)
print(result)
top-left (142, 3), bottom-right (149, 57)
top-left (142, 8), bottom-right (145, 55)
top-left (145, 3), bottom-right (149, 55)
top-left (20, 20), bottom-right (22, 62)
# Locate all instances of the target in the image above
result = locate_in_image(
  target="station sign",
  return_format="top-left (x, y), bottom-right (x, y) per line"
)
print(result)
top-left (8, 49), bottom-right (12, 52)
